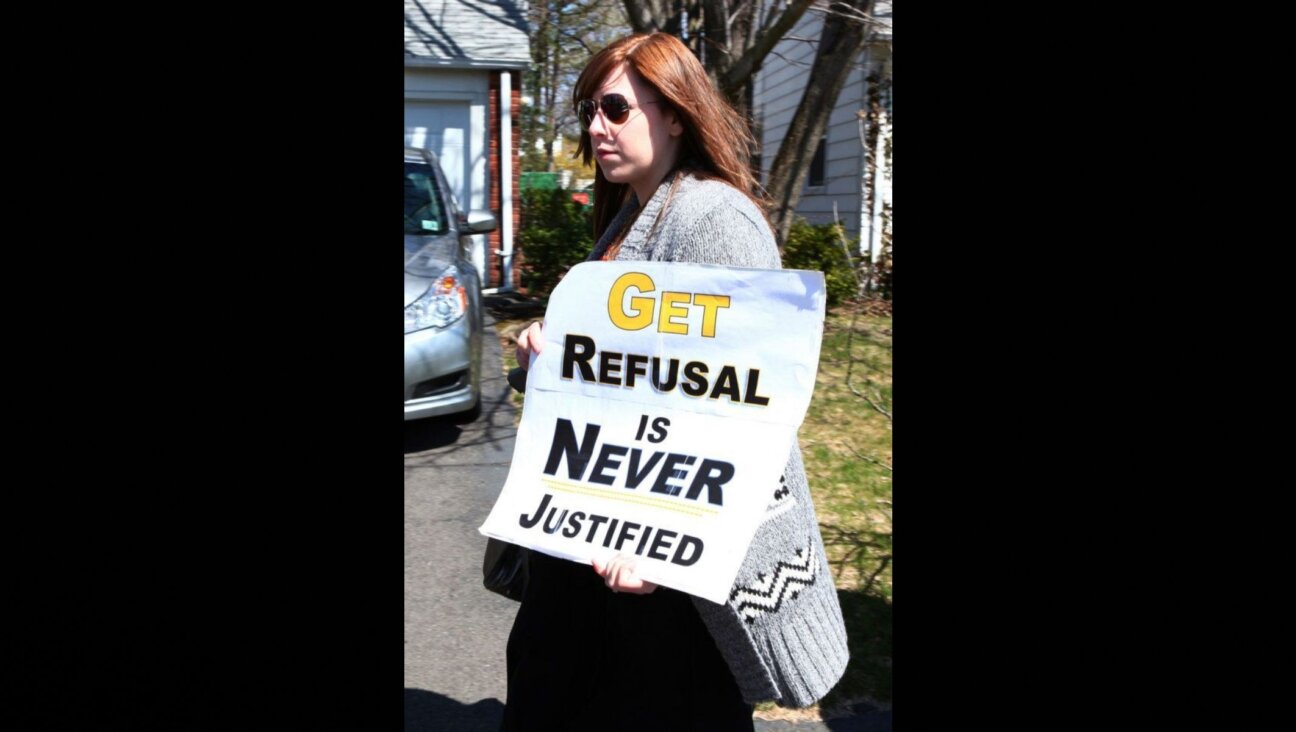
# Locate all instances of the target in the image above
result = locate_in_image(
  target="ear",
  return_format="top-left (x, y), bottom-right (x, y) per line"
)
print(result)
top-left (665, 108), bottom-right (685, 138)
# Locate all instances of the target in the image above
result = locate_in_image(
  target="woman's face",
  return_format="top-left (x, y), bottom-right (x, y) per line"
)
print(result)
top-left (584, 63), bottom-right (683, 203)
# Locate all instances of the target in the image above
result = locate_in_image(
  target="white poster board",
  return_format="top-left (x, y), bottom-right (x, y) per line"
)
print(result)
top-left (479, 261), bottom-right (826, 603)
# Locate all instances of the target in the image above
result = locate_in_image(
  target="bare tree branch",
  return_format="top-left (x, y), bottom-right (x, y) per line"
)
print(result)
top-left (621, 0), bottom-right (667, 33)
top-left (764, 35), bottom-right (880, 73)
top-left (850, 382), bottom-right (892, 420)
top-left (862, 554), bottom-right (891, 594)
top-left (557, 26), bottom-right (597, 55)
top-left (841, 301), bottom-right (892, 421)
top-left (845, 444), bottom-right (892, 472)
top-left (767, 48), bottom-right (814, 71)
top-left (832, 206), bottom-right (863, 292)
top-left (764, 0), bottom-right (877, 244)
top-left (815, 0), bottom-right (891, 27)
top-left (719, 0), bottom-right (816, 96)
top-left (728, 0), bottom-right (748, 28)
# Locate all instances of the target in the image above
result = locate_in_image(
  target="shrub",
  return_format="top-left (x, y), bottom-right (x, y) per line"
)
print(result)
top-left (874, 235), bottom-right (892, 300)
top-left (518, 188), bottom-right (593, 296)
top-left (782, 219), bottom-right (859, 306)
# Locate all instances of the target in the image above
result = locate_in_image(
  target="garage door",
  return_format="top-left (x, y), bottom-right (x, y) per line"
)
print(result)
top-left (405, 100), bottom-right (488, 282)
top-left (404, 101), bottom-right (472, 209)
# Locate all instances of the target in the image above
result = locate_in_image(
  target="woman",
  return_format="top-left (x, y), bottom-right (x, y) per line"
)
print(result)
top-left (503, 33), bottom-right (848, 731)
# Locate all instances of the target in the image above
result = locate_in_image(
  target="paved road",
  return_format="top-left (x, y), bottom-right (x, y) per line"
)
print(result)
top-left (405, 312), bottom-right (520, 731)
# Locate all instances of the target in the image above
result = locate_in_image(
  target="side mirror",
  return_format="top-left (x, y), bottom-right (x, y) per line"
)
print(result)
top-left (459, 211), bottom-right (498, 234)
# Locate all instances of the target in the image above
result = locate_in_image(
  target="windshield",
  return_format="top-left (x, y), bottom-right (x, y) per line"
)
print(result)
top-left (404, 162), bottom-right (449, 235)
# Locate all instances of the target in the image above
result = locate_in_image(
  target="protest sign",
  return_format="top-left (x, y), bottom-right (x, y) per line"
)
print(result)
top-left (479, 261), bottom-right (825, 604)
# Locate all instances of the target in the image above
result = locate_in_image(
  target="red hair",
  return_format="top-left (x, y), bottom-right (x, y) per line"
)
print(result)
top-left (573, 33), bottom-right (766, 244)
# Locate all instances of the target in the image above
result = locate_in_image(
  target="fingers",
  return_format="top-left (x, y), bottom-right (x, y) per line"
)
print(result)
top-left (608, 556), bottom-right (630, 590)
top-left (515, 321), bottom-right (545, 370)
top-left (593, 554), bottom-right (658, 595)
top-left (526, 322), bottom-right (545, 365)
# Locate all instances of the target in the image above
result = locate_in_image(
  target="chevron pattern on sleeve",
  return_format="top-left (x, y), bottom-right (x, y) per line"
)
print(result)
top-left (729, 542), bottom-right (818, 623)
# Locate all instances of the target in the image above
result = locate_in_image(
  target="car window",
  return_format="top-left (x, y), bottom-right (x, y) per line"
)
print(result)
top-left (404, 162), bottom-right (448, 235)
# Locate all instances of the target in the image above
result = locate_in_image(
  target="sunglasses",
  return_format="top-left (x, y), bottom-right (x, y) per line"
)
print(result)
top-left (576, 93), bottom-right (660, 130)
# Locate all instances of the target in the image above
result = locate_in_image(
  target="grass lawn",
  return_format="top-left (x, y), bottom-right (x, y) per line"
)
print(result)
top-left (797, 299), bottom-right (892, 716)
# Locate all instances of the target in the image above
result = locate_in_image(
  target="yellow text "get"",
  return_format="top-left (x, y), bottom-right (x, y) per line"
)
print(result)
top-left (606, 272), bottom-right (731, 337)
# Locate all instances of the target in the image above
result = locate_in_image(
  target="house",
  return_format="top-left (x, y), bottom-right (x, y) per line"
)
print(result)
top-left (754, 1), bottom-right (892, 276)
top-left (404, 0), bottom-right (529, 291)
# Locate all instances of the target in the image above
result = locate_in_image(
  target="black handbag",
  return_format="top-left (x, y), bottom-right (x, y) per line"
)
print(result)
top-left (483, 368), bottom-right (533, 602)
top-left (482, 538), bottom-right (529, 602)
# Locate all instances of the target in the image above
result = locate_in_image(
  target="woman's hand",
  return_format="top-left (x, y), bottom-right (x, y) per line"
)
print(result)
top-left (516, 321), bottom-right (545, 370)
top-left (592, 554), bottom-right (658, 594)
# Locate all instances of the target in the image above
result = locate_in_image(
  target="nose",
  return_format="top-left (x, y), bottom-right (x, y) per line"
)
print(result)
top-left (587, 107), bottom-right (610, 137)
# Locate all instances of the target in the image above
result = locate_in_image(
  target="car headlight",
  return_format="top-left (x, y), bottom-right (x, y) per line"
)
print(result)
top-left (405, 266), bottom-right (468, 334)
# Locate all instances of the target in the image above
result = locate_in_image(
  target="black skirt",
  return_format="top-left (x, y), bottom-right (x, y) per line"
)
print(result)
top-left (500, 551), bottom-right (754, 731)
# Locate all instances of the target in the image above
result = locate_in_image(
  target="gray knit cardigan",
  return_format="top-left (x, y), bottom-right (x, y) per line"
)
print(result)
top-left (589, 171), bottom-right (850, 707)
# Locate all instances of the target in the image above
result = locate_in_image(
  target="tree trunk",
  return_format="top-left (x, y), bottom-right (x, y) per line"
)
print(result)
top-left (718, 0), bottom-right (814, 100)
top-left (622, 0), bottom-right (670, 33)
top-left (765, 0), bottom-right (876, 247)
top-left (617, 0), bottom-right (876, 245)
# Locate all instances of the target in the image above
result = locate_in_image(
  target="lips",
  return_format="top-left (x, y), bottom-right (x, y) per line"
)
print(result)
top-left (596, 148), bottom-right (616, 159)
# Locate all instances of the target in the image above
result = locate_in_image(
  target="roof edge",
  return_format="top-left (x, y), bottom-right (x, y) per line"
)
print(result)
top-left (404, 56), bottom-right (529, 71)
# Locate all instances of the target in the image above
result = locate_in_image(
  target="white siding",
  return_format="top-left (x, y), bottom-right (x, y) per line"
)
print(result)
top-left (755, 13), bottom-right (821, 166)
top-left (754, 11), bottom-right (870, 243)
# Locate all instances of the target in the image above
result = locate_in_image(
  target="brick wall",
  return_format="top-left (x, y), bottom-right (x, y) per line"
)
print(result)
top-left (488, 72), bottom-right (524, 291)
